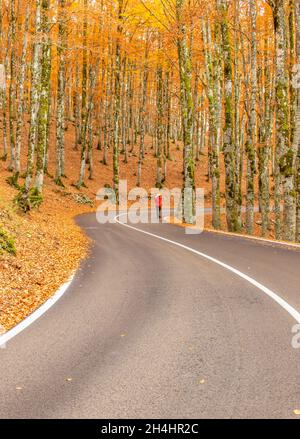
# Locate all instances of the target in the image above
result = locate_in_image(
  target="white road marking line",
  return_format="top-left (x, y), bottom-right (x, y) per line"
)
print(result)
top-left (115, 214), bottom-right (300, 324)
top-left (204, 228), bottom-right (300, 249)
top-left (0, 274), bottom-right (75, 348)
top-left (163, 215), bottom-right (300, 249)
top-left (2, 213), bottom-right (298, 349)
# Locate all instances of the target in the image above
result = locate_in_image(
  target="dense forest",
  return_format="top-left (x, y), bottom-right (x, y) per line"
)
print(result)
top-left (0, 0), bottom-right (299, 242)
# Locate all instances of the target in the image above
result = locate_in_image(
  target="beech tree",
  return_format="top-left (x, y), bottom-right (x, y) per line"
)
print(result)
top-left (0, 0), bottom-right (298, 241)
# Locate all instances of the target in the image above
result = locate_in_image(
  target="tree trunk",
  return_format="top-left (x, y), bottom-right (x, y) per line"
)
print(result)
top-left (8, 0), bottom-right (17, 171)
top-left (220, 0), bottom-right (240, 231)
top-left (76, 0), bottom-right (88, 188)
top-left (25, 0), bottom-right (41, 190)
top-left (156, 60), bottom-right (164, 189)
top-left (294, 0), bottom-right (300, 241)
top-left (137, 39), bottom-right (149, 187)
top-left (271, 0), bottom-right (291, 239)
top-left (258, 34), bottom-right (273, 236)
top-left (245, 0), bottom-right (257, 234)
top-left (15, 4), bottom-right (30, 176)
top-left (112, 0), bottom-right (124, 203)
top-left (34, 0), bottom-right (51, 193)
top-left (203, 17), bottom-right (221, 229)
top-left (176, 0), bottom-right (195, 224)
top-left (55, 0), bottom-right (67, 186)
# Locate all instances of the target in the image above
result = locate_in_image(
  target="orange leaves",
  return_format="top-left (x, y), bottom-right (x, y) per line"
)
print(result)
top-left (0, 180), bottom-right (89, 331)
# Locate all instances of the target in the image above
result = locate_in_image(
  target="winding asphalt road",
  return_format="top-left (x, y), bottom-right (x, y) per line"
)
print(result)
top-left (0, 212), bottom-right (300, 418)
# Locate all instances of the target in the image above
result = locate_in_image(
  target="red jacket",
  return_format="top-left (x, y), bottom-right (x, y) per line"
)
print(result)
top-left (155, 195), bottom-right (162, 207)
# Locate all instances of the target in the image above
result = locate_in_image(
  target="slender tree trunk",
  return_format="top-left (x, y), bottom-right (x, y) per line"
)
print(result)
top-left (165, 69), bottom-right (172, 161)
top-left (203, 18), bottom-right (221, 229)
top-left (234, 1), bottom-right (242, 225)
top-left (55, 0), bottom-right (67, 185)
top-left (271, 0), bottom-right (291, 239)
top-left (102, 55), bottom-right (112, 166)
top-left (281, 0), bottom-right (297, 240)
top-left (259, 34), bottom-right (273, 236)
top-left (8, 0), bottom-right (17, 171)
top-left (245, 0), bottom-right (257, 234)
top-left (0, 0), bottom-right (8, 161)
top-left (76, 0), bottom-right (88, 188)
top-left (112, 0), bottom-right (124, 203)
top-left (176, 0), bottom-right (195, 224)
top-left (25, 0), bottom-right (41, 190)
top-left (156, 60), bottom-right (164, 188)
top-left (0, 63), bottom-right (8, 161)
top-left (220, 0), bottom-right (240, 231)
top-left (34, 0), bottom-right (51, 193)
top-left (74, 61), bottom-right (81, 150)
top-left (137, 39), bottom-right (149, 187)
top-left (294, 0), bottom-right (300, 241)
top-left (87, 62), bottom-right (98, 180)
top-left (15, 4), bottom-right (30, 176)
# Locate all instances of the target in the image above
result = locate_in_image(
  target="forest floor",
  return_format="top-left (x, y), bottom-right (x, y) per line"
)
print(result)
top-left (0, 120), bottom-right (275, 330)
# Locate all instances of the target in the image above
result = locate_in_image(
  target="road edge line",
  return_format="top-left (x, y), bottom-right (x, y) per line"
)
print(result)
top-left (115, 214), bottom-right (300, 324)
top-left (203, 228), bottom-right (300, 248)
top-left (0, 273), bottom-right (75, 348)
top-left (163, 216), bottom-right (300, 249)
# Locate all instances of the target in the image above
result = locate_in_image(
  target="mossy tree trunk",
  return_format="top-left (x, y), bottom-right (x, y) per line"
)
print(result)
top-left (0, 63), bottom-right (8, 161)
top-left (55, 0), bottom-right (67, 186)
top-left (102, 48), bottom-right (113, 166)
top-left (8, 0), bottom-right (17, 172)
top-left (245, 0), bottom-right (257, 235)
top-left (281, 0), bottom-right (297, 241)
top-left (164, 68), bottom-right (172, 162)
top-left (258, 34), bottom-right (273, 236)
top-left (76, 0), bottom-right (88, 188)
top-left (15, 4), bottom-right (30, 175)
top-left (87, 62), bottom-right (98, 180)
top-left (74, 60), bottom-right (81, 150)
top-left (112, 0), bottom-right (125, 203)
top-left (137, 37), bottom-right (149, 187)
top-left (176, 0), bottom-right (195, 224)
top-left (34, 0), bottom-right (51, 193)
top-left (203, 17), bottom-right (221, 229)
top-left (234, 1), bottom-right (243, 225)
top-left (269, 0), bottom-right (293, 240)
top-left (294, 0), bottom-right (300, 241)
top-left (156, 59), bottom-right (164, 189)
top-left (0, 0), bottom-right (8, 161)
top-left (25, 0), bottom-right (42, 190)
top-left (219, 0), bottom-right (240, 232)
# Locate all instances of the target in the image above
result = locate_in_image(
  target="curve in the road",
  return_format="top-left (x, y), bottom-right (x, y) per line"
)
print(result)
top-left (115, 213), bottom-right (300, 324)
top-left (0, 212), bottom-right (300, 418)
top-left (1, 213), bottom-right (300, 352)
top-left (0, 274), bottom-right (74, 349)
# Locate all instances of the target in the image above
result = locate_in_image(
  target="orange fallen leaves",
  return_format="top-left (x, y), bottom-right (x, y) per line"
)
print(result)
top-left (0, 180), bottom-right (90, 331)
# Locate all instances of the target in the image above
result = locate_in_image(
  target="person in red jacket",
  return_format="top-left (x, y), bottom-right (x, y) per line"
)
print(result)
top-left (155, 193), bottom-right (163, 221)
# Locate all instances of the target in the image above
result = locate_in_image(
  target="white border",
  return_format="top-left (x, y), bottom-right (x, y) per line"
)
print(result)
top-left (0, 274), bottom-right (75, 348)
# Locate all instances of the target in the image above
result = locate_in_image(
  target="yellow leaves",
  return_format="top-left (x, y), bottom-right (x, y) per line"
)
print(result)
top-left (129, 0), bottom-right (168, 31)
